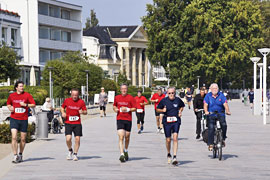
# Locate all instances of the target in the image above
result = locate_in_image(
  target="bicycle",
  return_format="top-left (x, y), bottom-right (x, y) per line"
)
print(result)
top-left (209, 112), bottom-right (224, 161)
top-left (197, 109), bottom-right (207, 132)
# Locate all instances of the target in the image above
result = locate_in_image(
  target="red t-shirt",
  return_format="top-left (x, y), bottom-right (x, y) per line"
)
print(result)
top-left (61, 98), bottom-right (87, 124)
top-left (113, 94), bottom-right (136, 121)
top-left (134, 96), bottom-right (148, 111)
top-left (151, 93), bottom-right (165, 109)
top-left (7, 92), bottom-right (36, 120)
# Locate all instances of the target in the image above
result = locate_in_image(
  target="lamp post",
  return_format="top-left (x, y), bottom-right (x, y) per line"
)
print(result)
top-left (114, 72), bottom-right (119, 83)
top-left (48, 67), bottom-right (54, 104)
top-left (166, 72), bottom-right (170, 87)
top-left (258, 63), bottom-right (263, 113)
top-left (250, 57), bottom-right (261, 115)
top-left (141, 72), bottom-right (145, 93)
top-left (84, 70), bottom-right (89, 106)
top-left (258, 48), bottom-right (270, 125)
top-left (197, 76), bottom-right (200, 91)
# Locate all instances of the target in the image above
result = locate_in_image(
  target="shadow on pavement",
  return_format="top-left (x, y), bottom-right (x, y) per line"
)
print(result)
top-left (24, 157), bottom-right (55, 162)
top-left (223, 154), bottom-right (239, 160)
top-left (129, 157), bottom-right (150, 161)
top-left (178, 138), bottom-right (188, 140)
top-left (79, 156), bottom-right (102, 160)
top-left (178, 161), bottom-right (194, 166)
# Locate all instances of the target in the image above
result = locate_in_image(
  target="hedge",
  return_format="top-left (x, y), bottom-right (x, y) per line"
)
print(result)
top-left (0, 123), bottom-right (35, 144)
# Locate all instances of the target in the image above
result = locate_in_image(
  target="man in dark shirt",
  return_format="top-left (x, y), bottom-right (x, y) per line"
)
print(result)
top-left (248, 88), bottom-right (254, 109)
top-left (193, 88), bottom-right (206, 139)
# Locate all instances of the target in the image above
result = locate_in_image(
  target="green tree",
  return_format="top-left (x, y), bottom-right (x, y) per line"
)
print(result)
top-left (84, 9), bottom-right (99, 31)
top-left (117, 72), bottom-right (131, 86)
top-left (142, 0), bottom-right (264, 88)
top-left (260, 0), bottom-right (270, 47)
top-left (41, 52), bottom-right (104, 97)
top-left (0, 45), bottom-right (20, 82)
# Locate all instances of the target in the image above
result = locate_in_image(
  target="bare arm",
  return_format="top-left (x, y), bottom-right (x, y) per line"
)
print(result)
top-left (19, 102), bottom-right (35, 108)
top-left (223, 103), bottom-right (231, 115)
top-left (130, 108), bottom-right (136, 112)
top-left (79, 109), bottom-right (87, 115)
top-left (113, 106), bottom-right (119, 113)
top-left (7, 104), bottom-right (14, 112)
top-left (178, 107), bottom-right (184, 117)
top-left (204, 103), bottom-right (209, 115)
top-left (60, 107), bottom-right (66, 118)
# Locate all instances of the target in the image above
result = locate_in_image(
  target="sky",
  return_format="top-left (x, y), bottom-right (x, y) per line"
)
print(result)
top-left (63, 0), bottom-right (153, 27)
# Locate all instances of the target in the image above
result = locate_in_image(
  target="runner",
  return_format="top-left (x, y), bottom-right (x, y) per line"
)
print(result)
top-left (185, 87), bottom-right (192, 109)
top-left (61, 89), bottom-right (87, 161)
top-left (157, 87), bottom-right (185, 165)
top-left (150, 88), bottom-right (165, 133)
top-left (134, 90), bottom-right (148, 134)
top-left (7, 81), bottom-right (36, 163)
top-left (113, 84), bottom-right (136, 163)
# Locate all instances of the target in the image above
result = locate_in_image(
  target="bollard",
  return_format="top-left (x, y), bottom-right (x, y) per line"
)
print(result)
top-left (36, 112), bottom-right (48, 139)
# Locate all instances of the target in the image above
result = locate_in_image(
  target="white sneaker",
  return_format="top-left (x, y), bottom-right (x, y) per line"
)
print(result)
top-left (167, 156), bottom-right (172, 164)
top-left (17, 154), bottom-right (23, 163)
top-left (172, 158), bottom-right (179, 165)
top-left (12, 155), bottom-right (18, 163)
top-left (157, 129), bottom-right (160, 133)
top-left (73, 154), bottom-right (78, 161)
top-left (160, 128), bottom-right (164, 134)
top-left (67, 151), bottom-right (73, 160)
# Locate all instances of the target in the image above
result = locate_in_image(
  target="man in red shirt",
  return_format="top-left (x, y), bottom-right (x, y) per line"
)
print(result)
top-left (113, 84), bottom-right (136, 163)
top-left (61, 89), bottom-right (87, 161)
top-left (7, 81), bottom-right (36, 163)
top-left (134, 90), bottom-right (148, 134)
top-left (151, 88), bottom-right (165, 133)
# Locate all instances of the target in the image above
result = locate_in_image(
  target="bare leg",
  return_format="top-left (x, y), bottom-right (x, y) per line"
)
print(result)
top-left (19, 132), bottom-right (27, 154)
top-left (172, 133), bottom-right (178, 156)
top-left (66, 135), bottom-right (72, 150)
top-left (125, 131), bottom-right (131, 150)
top-left (137, 124), bottom-right (141, 130)
top-left (159, 115), bottom-right (164, 129)
top-left (156, 116), bottom-right (160, 128)
top-left (74, 136), bottom-right (80, 154)
top-left (117, 130), bottom-right (125, 154)
top-left (166, 137), bottom-right (171, 154)
top-left (11, 129), bottom-right (18, 155)
top-left (100, 110), bottom-right (103, 117)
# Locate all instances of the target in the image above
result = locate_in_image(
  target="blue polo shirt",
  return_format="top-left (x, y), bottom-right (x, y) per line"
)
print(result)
top-left (204, 92), bottom-right (227, 113)
top-left (157, 97), bottom-right (185, 125)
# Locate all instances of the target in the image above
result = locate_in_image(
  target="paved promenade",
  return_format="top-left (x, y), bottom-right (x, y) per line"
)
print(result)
top-left (1, 100), bottom-right (270, 180)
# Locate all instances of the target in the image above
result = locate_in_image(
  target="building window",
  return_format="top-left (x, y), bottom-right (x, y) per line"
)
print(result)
top-left (61, 31), bottom-right (71, 42)
top-left (50, 29), bottom-right (61, 41)
top-left (39, 27), bottom-right (50, 39)
top-left (49, 6), bottom-right (60, 18)
top-left (38, 3), bottom-right (49, 15)
top-left (11, 29), bottom-right (17, 47)
top-left (50, 51), bottom-right (61, 60)
top-left (2, 27), bottom-right (7, 44)
top-left (39, 49), bottom-right (50, 65)
top-left (110, 46), bottom-right (117, 62)
top-left (61, 9), bottom-right (70, 20)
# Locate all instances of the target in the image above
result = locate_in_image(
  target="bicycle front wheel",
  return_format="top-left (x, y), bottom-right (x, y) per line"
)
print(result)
top-left (218, 131), bottom-right (223, 161)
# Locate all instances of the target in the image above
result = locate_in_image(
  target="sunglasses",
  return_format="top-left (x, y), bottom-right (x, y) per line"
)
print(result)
top-left (168, 92), bottom-right (175, 95)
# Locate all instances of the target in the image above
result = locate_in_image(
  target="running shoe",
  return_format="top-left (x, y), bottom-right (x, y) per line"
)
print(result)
top-left (12, 155), bottom-right (19, 164)
top-left (73, 154), bottom-right (78, 161)
top-left (196, 134), bottom-right (200, 139)
top-left (157, 128), bottom-right (160, 133)
top-left (167, 155), bottom-right (172, 164)
top-left (140, 125), bottom-right (144, 131)
top-left (67, 151), bottom-right (73, 160)
top-left (119, 155), bottom-right (126, 163)
top-left (160, 128), bottom-right (164, 134)
top-left (138, 130), bottom-right (142, 134)
top-left (124, 151), bottom-right (129, 161)
top-left (172, 158), bottom-right (179, 165)
top-left (17, 154), bottom-right (23, 163)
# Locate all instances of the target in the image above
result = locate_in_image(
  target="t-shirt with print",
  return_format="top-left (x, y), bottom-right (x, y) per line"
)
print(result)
top-left (134, 96), bottom-right (148, 112)
top-left (7, 92), bottom-right (36, 120)
top-left (151, 93), bottom-right (165, 110)
top-left (62, 98), bottom-right (86, 124)
top-left (113, 94), bottom-right (136, 121)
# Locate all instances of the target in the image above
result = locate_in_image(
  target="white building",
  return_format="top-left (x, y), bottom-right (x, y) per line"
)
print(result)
top-left (0, 8), bottom-right (22, 86)
top-left (1, 0), bottom-right (82, 85)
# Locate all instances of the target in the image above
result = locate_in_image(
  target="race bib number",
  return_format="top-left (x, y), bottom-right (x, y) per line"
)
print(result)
top-left (137, 109), bottom-right (143, 113)
top-left (15, 108), bottom-right (26, 113)
top-left (167, 116), bottom-right (177, 123)
top-left (69, 116), bottom-right (79, 121)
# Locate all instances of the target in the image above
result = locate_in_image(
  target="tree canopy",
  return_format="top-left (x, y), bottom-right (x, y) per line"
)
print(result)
top-left (84, 9), bottom-right (99, 31)
top-left (142, 0), bottom-right (265, 88)
top-left (0, 45), bottom-right (20, 82)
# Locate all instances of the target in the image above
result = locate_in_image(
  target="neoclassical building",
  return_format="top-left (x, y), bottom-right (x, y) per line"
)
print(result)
top-left (83, 25), bottom-right (151, 87)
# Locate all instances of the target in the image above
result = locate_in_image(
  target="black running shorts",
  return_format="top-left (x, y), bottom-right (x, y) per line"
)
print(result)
top-left (117, 120), bottom-right (132, 132)
top-left (10, 117), bottom-right (28, 133)
top-left (65, 123), bottom-right (83, 137)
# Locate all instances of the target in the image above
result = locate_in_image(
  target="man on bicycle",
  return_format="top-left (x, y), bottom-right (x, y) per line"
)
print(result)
top-left (204, 83), bottom-right (231, 151)
top-left (193, 87), bottom-right (206, 139)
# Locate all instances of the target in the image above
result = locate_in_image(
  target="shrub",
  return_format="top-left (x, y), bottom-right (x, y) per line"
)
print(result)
top-left (0, 123), bottom-right (35, 144)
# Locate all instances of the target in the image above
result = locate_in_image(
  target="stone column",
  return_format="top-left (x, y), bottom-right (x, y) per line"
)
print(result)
top-left (118, 47), bottom-right (124, 73)
top-left (145, 53), bottom-right (149, 87)
top-left (132, 48), bottom-right (137, 86)
top-left (124, 47), bottom-right (130, 80)
top-left (138, 49), bottom-right (143, 87)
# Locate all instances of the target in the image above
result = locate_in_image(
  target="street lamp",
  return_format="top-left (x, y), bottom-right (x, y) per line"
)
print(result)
top-left (48, 67), bottom-right (54, 106)
top-left (197, 76), bottom-right (200, 91)
top-left (166, 72), bottom-right (170, 87)
top-left (114, 72), bottom-right (119, 83)
top-left (258, 63), bottom-right (263, 113)
top-left (250, 57), bottom-right (261, 90)
top-left (258, 48), bottom-right (270, 125)
top-left (84, 70), bottom-right (89, 106)
top-left (141, 72), bottom-right (145, 93)
top-left (250, 57), bottom-right (261, 115)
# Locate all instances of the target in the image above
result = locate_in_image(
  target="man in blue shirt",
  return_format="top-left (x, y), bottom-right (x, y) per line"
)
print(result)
top-left (157, 87), bottom-right (185, 165)
top-left (204, 83), bottom-right (231, 151)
